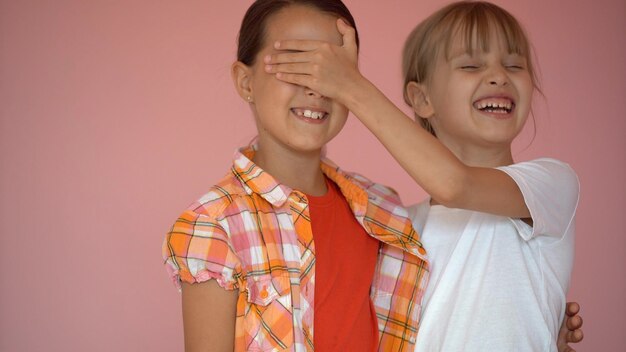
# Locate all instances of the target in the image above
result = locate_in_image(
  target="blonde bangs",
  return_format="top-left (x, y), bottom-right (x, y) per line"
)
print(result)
top-left (403, 1), bottom-right (539, 91)
top-left (442, 4), bottom-right (531, 61)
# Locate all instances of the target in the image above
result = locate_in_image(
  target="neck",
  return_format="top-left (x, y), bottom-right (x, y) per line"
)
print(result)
top-left (253, 141), bottom-right (327, 196)
top-left (439, 139), bottom-right (514, 167)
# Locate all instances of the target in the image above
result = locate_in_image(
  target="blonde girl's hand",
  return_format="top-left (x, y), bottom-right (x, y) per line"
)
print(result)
top-left (263, 19), bottom-right (361, 103)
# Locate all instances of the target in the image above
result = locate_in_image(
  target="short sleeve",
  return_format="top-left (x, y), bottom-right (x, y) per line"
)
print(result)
top-left (497, 158), bottom-right (580, 241)
top-left (162, 209), bottom-right (241, 291)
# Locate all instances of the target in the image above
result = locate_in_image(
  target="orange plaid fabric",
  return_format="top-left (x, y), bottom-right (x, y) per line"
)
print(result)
top-left (163, 147), bottom-right (429, 351)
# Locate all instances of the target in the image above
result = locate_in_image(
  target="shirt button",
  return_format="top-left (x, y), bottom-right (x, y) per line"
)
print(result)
top-left (260, 286), bottom-right (269, 299)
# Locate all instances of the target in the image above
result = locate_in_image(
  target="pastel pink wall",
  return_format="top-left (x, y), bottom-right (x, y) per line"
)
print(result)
top-left (1, 0), bottom-right (623, 350)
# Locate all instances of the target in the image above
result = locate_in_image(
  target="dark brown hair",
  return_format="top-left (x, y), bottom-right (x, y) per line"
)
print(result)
top-left (402, 1), bottom-right (539, 135)
top-left (237, 0), bottom-right (359, 65)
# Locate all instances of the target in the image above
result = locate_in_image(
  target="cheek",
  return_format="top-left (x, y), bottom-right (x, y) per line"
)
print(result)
top-left (335, 103), bottom-right (349, 116)
top-left (336, 113), bottom-right (348, 131)
top-left (253, 82), bottom-right (296, 114)
top-left (325, 105), bottom-right (348, 138)
top-left (333, 105), bottom-right (349, 124)
top-left (517, 75), bottom-right (534, 97)
top-left (518, 80), bottom-right (534, 117)
top-left (271, 79), bottom-right (298, 94)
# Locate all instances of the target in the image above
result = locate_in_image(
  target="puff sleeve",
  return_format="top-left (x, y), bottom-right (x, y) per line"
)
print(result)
top-left (163, 209), bottom-right (241, 291)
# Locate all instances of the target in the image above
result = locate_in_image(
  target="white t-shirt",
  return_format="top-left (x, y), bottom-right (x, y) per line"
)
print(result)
top-left (409, 158), bottom-right (579, 352)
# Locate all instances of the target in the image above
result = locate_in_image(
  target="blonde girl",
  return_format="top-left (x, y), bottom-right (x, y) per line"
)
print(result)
top-left (264, 1), bottom-right (582, 350)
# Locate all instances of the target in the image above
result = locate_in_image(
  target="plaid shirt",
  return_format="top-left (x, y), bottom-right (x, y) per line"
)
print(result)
top-left (163, 147), bottom-right (429, 351)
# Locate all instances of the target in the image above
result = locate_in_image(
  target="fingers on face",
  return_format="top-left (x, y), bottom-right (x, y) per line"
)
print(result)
top-left (274, 72), bottom-right (309, 87)
top-left (265, 63), bottom-right (312, 75)
top-left (275, 39), bottom-right (320, 52)
top-left (265, 52), bottom-right (311, 65)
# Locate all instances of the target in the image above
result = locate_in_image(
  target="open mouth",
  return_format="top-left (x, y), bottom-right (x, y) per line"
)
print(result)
top-left (291, 108), bottom-right (328, 121)
top-left (473, 98), bottom-right (515, 114)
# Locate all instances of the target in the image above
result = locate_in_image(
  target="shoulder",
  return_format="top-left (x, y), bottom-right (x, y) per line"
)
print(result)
top-left (502, 158), bottom-right (576, 175)
top-left (500, 158), bottom-right (580, 238)
top-left (168, 171), bottom-right (245, 240)
top-left (502, 158), bottom-right (577, 180)
top-left (186, 170), bottom-right (248, 219)
top-left (342, 170), bottom-right (404, 205)
top-left (166, 171), bottom-right (250, 247)
top-left (498, 158), bottom-right (579, 198)
top-left (163, 172), bottom-right (247, 289)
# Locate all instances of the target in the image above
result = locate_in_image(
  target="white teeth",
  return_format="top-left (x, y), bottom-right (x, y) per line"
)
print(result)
top-left (476, 100), bottom-right (512, 110)
top-left (297, 109), bottom-right (325, 119)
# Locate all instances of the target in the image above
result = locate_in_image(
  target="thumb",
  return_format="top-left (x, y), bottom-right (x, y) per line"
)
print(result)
top-left (337, 18), bottom-right (357, 52)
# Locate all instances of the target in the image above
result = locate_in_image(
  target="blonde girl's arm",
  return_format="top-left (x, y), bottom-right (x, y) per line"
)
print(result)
top-left (181, 280), bottom-right (238, 352)
top-left (264, 20), bottom-right (529, 219)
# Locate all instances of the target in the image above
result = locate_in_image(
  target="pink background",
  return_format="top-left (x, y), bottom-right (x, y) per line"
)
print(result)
top-left (1, 0), bottom-right (624, 350)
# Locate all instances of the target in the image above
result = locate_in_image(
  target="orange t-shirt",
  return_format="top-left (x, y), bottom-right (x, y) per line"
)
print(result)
top-left (308, 178), bottom-right (380, 351)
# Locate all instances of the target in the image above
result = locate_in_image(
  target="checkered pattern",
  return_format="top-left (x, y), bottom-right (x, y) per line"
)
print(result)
top-left (163, 147), bottom-right (429, 351)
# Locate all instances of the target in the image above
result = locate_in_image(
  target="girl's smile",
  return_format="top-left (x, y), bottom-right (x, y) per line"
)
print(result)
top-left (291, 107), bottom-right (330, 123)
top-left (473, 95), bottom-right (515, 116)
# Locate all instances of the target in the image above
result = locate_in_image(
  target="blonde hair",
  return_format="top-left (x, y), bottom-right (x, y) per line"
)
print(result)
top-left (402, 1), bottom-right (539, 135)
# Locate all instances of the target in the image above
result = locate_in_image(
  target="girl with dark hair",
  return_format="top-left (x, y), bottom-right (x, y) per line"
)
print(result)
top-left (163, 1), bottom-right (427, 351)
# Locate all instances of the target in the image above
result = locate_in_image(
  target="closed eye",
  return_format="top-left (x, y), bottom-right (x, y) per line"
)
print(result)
top-left (506, 65), bottom-right (525, 71)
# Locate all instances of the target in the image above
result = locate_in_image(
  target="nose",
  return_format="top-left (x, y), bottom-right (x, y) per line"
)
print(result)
top-left (305, 87), bottom-right (324, 99)
top-left (486, 66), bottom-right (509, 86)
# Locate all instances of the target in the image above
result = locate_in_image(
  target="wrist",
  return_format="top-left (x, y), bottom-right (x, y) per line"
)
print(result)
top-left (344, 77), bottom-right (383, 118)
top-left (340, 74), bottom-right (374, 111)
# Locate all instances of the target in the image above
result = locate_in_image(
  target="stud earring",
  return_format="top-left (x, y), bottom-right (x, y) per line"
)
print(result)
top-left (247, 96), bottom-right (252, 102)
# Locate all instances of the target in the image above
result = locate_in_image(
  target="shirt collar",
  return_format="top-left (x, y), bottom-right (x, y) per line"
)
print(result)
top-left (231, 146), bottom-right (293, 207)
top-left (231, 146), bottom-right (426, 258)
top-left (231, 146), bottom-right (369, 210)
top-left (320, 157), bottom-right (369, 217)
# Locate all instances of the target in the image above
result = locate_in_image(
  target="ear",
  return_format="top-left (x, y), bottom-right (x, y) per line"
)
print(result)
top-left (231, 61), bottom-right (254, 102)
top-left (406, 81), bottom-right (434, 118)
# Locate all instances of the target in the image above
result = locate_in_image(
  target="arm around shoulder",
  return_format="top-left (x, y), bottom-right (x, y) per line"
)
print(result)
top-left (344, 79), bottom-right (532, 218)
top-left (182, 280), bottom-right (239, 352)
